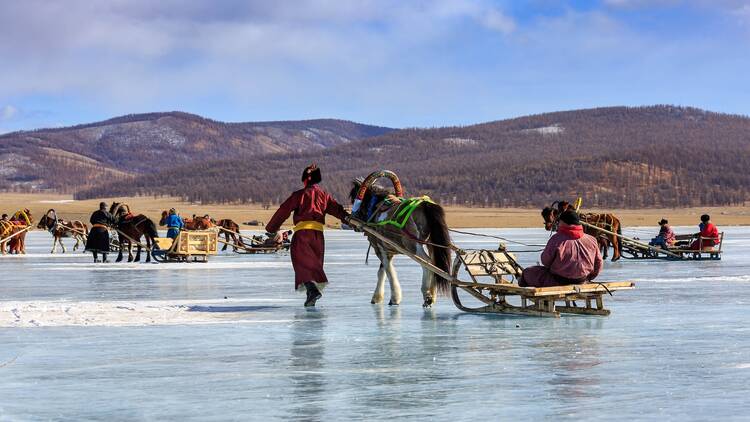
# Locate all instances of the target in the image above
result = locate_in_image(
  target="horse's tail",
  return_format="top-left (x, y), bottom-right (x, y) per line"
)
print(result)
top-left (423, 202), bottom-right (452, 295)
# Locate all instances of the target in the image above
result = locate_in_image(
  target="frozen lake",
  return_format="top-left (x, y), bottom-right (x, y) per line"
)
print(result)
top-left (1, 227), bottom-right (749, 420)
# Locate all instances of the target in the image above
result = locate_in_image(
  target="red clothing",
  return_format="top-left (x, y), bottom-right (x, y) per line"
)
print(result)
top-left (691, 222), bottom-right (719, 250)
top-left (266, 185), bottom-right (347, 289)
top-left (520, 223), bottom-right (603, 288)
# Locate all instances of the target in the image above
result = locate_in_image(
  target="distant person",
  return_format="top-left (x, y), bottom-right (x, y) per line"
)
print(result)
top-left (1, 214), bottom-right (8, 222)
top-left (649, 218), bottom-right (675, 249)
top-left (265, 164), bottom-right (351, 307)
top-left (164, 208), bottom-right (184, 239)
top-left (691, 214), bottom-right (719, 250)
top-left (520, 210), bottom-right (603, 287)
top-left (85, 202), bottom-right (115, 263)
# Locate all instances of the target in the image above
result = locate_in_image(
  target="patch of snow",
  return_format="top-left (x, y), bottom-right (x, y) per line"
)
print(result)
top-left (520, 124), bottom-right (564, 136)
top-left (443, 137), bottom-right (479, 145)
top-left (0, 298), bottom-right (297, 327)
top-left (38, 199), bottom-right (75, 204)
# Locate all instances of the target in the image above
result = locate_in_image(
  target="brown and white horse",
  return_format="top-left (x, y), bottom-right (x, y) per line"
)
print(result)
top-left (541, 201), bottom-right (623, 261)
top-left (111, 203), bottom-right (159, 262)
top-left (350, 171), bottom-right (452, 307)
top-left (36, 209), bottom-right (88, 253)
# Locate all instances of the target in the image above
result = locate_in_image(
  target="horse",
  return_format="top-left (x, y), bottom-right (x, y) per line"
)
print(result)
top-left (541, 201), bottom-right (622, 261)
top-left (36, 209), bottom-right (88, 253)
top-left (110, 203), bottom-right (159, 262)
top-left (210, 218), bottom-right (245, 251)
top-left (1, 209), bottom-right (33, 255)
top-left (350, 171), bottom-right (452, 307)
top-left (159, 211), bottom-right (213, 231)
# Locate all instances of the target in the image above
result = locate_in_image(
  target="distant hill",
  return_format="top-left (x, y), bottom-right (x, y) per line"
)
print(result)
top-left (0, 112), bottom-right (394, 191)
top-left (74, 106), bottom-right (750, 208)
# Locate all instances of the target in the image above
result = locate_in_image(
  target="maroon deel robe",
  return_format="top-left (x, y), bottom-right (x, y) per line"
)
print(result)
top-left (266, 184), bottom-right (347, 289)
top-left (520, 224), bottom-right (603, 287)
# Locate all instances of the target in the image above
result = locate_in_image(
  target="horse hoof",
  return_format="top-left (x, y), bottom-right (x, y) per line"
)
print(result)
top-left (388, 300), bottom-right (400, 306)
top-left (612, 256), bottom-right (621, 262)
top-left (116, 257), bottom-right (123, 263)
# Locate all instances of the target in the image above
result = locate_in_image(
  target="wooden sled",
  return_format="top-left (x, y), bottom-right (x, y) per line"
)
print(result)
top-left (621, 232), bottom-right (723, 261)
top-left (357, 224), bottom-right (634, 317)
top-left (152, 230), bottom-right (218, 262)
top-left (450, 248), bottom-right (635, 317)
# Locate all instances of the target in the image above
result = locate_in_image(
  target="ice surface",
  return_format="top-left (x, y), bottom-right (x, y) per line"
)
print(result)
top-left (0, 228), bottom-right (749, 420)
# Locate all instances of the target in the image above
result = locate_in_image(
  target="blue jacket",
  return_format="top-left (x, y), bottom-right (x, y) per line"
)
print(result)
top-left (164, 214), bottom-right (184, 229)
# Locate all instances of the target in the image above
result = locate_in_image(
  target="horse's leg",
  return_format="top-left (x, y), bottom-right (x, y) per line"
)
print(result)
top-left (145, 237), bottom-right (152, 263)
top-left (50, 236), bottom-right (56, 254)
top-left (611, 234), bottom-right (621, 261)
top-left (116, 237), bottom-right (125, 262)
top-left (222, 232), bottom-right (229, 251)
top-left (371, 262), bottom-right (387, 304)
top-left (59, 236), bottom-right (66, 254)
top-left (416, 245), bottom-right (436, 307)
top-left (383, 254), bottom-right (402, 306)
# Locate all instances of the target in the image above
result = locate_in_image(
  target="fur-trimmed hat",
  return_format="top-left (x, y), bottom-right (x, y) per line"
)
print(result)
top-left (302, 164), bottom-right (322, 185)
top-left (701, 214), bottom-right (710, 222)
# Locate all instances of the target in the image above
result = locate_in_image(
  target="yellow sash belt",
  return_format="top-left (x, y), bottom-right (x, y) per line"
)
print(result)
top-left (293, 221), bottom-right (324, 232)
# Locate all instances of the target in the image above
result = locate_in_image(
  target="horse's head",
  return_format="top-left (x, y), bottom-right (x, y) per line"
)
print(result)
top-left (36, 216), bottom-right (48, 230)
top-left (349, 178), bottom-right (394, 220)
top-left (541, 207), bottom-right (558, 231)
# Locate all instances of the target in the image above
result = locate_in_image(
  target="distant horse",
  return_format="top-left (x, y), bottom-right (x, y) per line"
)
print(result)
top-left (36, 209), bottom-right (88, 253)
top-left (350, 170), bottom-right (452, 307)
top-left (111, 203), bottom-right (159, 262)
top-left (159, 211), bottom-right (213, 231)
top-left (1, 209), bottom-right (33, 254)
top-left (541, 201), bottom-right (622, 261)
top-left (210, 218), bottom-right (245, 251)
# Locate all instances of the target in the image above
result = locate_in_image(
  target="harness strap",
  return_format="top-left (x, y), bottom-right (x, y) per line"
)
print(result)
top-left (373, 196), bottom-right (434, 229)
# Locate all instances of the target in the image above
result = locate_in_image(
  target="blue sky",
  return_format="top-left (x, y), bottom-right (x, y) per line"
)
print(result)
top-left (1, 0), bottom-right (749, 132)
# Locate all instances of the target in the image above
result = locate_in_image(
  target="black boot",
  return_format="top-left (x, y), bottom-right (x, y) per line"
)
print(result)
top-left (304, 282), bottom-right (322, 307)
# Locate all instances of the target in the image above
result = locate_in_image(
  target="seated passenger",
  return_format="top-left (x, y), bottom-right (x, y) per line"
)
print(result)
top-left (691, 214), bottom-right (719, 250)
top-left (519, 210), bottom-right (603, 288)
top-left (649, 218), bottom-right (675, 249)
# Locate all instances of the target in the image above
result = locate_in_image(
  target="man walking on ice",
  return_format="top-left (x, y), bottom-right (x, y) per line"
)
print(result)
top-left (266, 164), bottom-right (351, 307)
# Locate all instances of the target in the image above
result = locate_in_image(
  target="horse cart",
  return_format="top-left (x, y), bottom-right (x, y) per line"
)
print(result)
top-left (352, 170), bottom-right (635, 318)
top-left (152, 230), bottom-right (218, 262)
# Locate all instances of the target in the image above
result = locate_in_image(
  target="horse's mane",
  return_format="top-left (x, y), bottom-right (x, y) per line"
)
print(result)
top-left (350, 180), bottom-right (396, 220)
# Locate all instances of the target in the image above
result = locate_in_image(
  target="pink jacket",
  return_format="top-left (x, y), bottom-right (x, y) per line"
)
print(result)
top-left (541, 224), bottom-right (603, 281)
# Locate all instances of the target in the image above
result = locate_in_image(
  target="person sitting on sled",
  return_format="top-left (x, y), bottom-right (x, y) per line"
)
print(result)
top-left (691, 214), bottom-right (719, 250)
top-left (519, 210), bottom-right (603, 287)
top-left (265, 164), bottom-right (351, 307)
top-left (649, 218), bottom-right (675, 249)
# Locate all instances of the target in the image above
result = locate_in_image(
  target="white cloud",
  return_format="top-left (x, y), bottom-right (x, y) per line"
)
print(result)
top-left (1, 105), bottom-right (18, 121)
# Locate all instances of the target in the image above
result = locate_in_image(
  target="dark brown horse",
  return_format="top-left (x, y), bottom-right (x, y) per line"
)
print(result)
top-left (210, 218), bottom-right (245, 251)
top-left (111, 203), bottom-right (159, 262)
top-left (541, 201), bottom-right (622, 261)
top-left (36, 209), bottom-right (88, 253)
